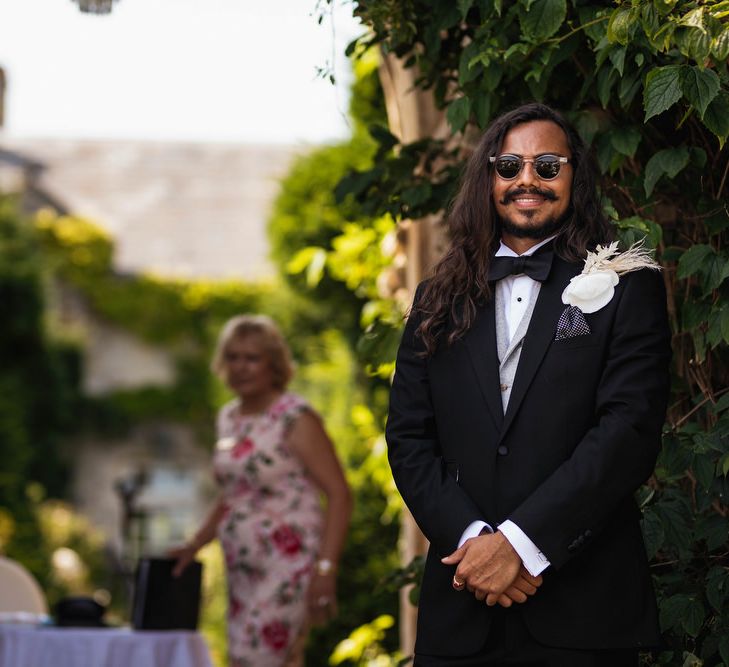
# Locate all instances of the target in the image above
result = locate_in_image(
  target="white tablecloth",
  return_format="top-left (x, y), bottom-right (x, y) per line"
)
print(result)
top-left (0, 625), bottom-right (213, 667)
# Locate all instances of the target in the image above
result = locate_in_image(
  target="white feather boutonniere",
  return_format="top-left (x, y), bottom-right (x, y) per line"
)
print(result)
top-left (562, 240), bottom-right (661, 314)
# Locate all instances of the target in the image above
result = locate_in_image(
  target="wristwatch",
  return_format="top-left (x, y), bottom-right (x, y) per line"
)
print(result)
top-left (315, 558), bottom-right (334, 576)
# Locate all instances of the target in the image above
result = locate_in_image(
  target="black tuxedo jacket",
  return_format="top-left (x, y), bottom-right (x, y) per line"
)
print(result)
top-left (386, 256), bottom-right (671, 657)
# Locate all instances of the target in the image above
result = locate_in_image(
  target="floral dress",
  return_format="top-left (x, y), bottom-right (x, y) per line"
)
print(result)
top-left (213, 393), bottom-right (324, 667)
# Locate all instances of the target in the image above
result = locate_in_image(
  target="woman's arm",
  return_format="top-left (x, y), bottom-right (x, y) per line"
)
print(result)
top-left (170, 496), bottom-right (227, 577)
top-left (286, 410), bottom-right (353, 623)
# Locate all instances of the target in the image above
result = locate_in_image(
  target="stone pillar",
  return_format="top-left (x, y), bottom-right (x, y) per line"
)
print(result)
top-left (377, 49), bottom-right (447, 658)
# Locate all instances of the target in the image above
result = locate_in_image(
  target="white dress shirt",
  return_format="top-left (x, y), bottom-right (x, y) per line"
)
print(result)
top-left (457, 236), bottom-right (556, 577)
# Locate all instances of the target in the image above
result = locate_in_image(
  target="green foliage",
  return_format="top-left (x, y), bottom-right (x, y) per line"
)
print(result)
top-left (315, 0), bottom-right (729, 663)
top-left (0, 198), bottom-right (82, 574)
top-left (329, 615), bottom-right (403, 666)
top-left (34, 209), bottom-right (269, 346)
top-left (268, 50), bottom-right (405, 664)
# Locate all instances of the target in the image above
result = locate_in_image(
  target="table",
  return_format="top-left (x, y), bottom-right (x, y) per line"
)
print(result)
top-left (0, 624), bottom-right (213, 667)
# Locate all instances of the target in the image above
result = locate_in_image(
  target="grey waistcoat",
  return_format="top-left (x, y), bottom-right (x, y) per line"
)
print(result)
top-left (494, 283), bottom-right (541, 413)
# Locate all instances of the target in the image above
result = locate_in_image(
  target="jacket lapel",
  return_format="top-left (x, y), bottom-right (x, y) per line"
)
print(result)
top-left (499, 257), bottom-right (582, 440)
top-left (464, 297), bottom-right (504, 431)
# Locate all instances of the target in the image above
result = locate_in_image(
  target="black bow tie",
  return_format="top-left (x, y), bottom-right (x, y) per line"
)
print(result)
top-left (488, 250), bottom-right (553, 282)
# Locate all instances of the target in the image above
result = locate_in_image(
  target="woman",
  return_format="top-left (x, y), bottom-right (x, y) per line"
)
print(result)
top-left (171, 314), bottom-right (352, 667)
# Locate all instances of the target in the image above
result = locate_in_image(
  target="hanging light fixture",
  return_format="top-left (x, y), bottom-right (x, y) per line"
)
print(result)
top-left (72, 0), bottom-right (119, 14)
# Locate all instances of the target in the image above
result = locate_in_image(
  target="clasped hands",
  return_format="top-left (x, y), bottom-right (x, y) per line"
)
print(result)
top-left (442, 530), bottom-right (542, 607)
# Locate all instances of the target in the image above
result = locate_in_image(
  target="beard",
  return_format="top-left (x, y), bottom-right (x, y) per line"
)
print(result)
top-left (499, 211), bottom-right (567, 239)
top-left (497, 186), bottom-right (571, 240)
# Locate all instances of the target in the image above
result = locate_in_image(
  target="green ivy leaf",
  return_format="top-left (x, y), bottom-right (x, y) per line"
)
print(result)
top-left (459, 46), bottom-right (482, 85)
top-left (520, 0), bottom-right (566, 41)
top-left (609, 45), bottom-right (627, 77)
top-left (677, 244), bottom-right (713, 279)
top-left (704, 253), bottom-right (726, 293)
top-left (644, 146), bottom-right (690, 197)
top-left (618, 70), bottom-right (643, 109)
top-left (676, 26), bottom-right (713, 62)
top-left (473, 94), bottom-right (492, 129)
top-left (597, 67), bottom-right (617, 109)
top-left (654, 495), bottom-right (693, 556)
top-left (504, 42), bottom-right (531, 62)
top-left (682, 598), bottom-right (706, 638)
top-left (702, 90), bottom-right (729, 147)
top-left (707, 306), bottom-right (727, 348)
top-left (692, 452), bottom-right (716, 491)
top-left (712, 28), bottom-right (729, 60)
top-left (607, 7), bottom-right (633, 45)
top-left (719, 631), bottom-right (729, 665)
top-left (616, 216), bottom-right (663, 248)
top-left (610, 126), bottom-right (641, 157)
top-left (680, 66), bottom-right (720, 119)
top-left (482, 61), bottom-right (504, 92)
top-left (574, 111), bottom-right (600, 146)
top-left (641, 510), bottom-right (665, 560)
top-left (660, 594), bottom-right (691, 632)
top-left (705, 567), bottom-right (727, 613)
top-left (643, 65), bottom-right (683, 122)
top-left (446, 96), bottom-right (471, 133)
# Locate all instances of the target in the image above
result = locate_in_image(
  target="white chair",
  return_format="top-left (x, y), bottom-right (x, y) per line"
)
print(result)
top-left (0, 556), bottom-right (48, 614)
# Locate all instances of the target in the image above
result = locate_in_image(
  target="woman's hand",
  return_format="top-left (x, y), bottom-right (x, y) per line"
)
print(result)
top-left (307, 571), bottom-right (337, 626)
top-left (168, 543), bottom-right (198, 578)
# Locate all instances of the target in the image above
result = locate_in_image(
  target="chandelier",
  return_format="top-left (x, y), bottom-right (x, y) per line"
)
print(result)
top-left (72, 0), bottom-right (119, 14)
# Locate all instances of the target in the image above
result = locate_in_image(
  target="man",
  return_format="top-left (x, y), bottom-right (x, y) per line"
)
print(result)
top-left (386, 103), bottom-right (671, 666)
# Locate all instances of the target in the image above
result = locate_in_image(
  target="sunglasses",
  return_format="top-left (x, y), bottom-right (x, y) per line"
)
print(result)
top-left (489, 154), bottom-right (570, 180)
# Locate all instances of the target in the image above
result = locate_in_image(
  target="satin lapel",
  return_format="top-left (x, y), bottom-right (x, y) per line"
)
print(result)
top-left (464, 298), bottom-right (504, 431)
top-left (499, 257), bottom-right (582, 440)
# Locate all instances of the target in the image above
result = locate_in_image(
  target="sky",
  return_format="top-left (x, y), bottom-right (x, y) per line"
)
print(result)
top-left (0, 0), bottom-right (363, 145)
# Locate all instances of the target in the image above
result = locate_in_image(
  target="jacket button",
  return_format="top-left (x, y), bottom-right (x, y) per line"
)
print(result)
top-left (567, 542), bottom-right (577, 553)
top-left (497, 445), bottom-right (508, 456)
top-left (584, 529), bottom-right (592, 538)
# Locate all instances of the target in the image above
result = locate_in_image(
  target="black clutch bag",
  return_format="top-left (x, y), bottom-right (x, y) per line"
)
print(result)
top-left (131, 557), bottom-right (202, 631)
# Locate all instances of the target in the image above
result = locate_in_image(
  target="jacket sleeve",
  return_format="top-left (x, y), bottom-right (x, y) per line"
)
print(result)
top-left (508, 268), bottom-right (672, 568)
top-left (386, 286), bottom-right (485, 556)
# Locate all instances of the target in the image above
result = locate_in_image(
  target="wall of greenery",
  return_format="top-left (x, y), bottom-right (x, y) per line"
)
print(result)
top-left (0, 197), bottom-right (82, 580)
top-left (287, 1), bottom-right (729, 665)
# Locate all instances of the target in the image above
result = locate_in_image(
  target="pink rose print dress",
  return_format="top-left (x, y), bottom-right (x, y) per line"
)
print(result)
top-left (213, 393), bottom-right (325, 667)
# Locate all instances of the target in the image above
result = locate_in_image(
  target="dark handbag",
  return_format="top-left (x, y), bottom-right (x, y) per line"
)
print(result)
top-left (55, 596), bottom-right (106, 627)
top-left (131, 557), bottom-right (202, 631)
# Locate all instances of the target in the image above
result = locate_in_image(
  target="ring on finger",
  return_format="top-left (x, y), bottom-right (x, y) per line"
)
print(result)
top-left (452, 576), bottom-right (465, 590)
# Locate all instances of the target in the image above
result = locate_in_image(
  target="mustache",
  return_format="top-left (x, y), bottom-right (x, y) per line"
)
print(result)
top-left (499, 187), bottom-right (557, 205)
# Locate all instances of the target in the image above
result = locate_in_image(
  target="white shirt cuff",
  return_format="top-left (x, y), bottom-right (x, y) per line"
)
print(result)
top-left (498, 520), bottom-right (550, 576)
top-left (458, 520), bottom-right (493, 548)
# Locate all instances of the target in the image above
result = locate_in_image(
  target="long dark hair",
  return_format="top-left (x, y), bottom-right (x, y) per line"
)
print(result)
top-left (415, 102), bottom-right (613, 355)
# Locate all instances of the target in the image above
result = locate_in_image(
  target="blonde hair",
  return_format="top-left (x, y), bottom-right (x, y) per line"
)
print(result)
top-left (211, 314), bottom-right (295, 390)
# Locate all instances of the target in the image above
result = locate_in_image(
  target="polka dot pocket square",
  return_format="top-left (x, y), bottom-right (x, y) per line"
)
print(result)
top-left (555, 305), bottom-right (591, 341)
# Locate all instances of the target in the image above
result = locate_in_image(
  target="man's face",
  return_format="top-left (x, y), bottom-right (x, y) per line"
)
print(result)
top-left (492, 120), bottom-right (573, 243)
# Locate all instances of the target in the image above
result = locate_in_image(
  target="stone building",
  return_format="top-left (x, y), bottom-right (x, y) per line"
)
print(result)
top-left (0, 134), bottom-right (297, 560)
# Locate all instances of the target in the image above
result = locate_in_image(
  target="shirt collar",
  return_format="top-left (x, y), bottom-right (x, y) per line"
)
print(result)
top-left (495, 235), bottom-right (557, 258)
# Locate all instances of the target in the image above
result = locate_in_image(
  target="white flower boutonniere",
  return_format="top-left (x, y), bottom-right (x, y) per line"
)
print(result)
top-left (562, 240), bottom-right (661, 314)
